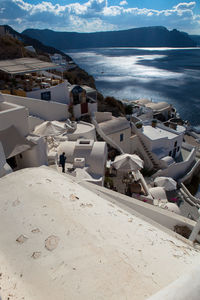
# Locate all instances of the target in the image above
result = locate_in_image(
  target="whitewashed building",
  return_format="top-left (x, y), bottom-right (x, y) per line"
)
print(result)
top-left (141, 123), bottom-right (185, 159)
top-left (0, 93), bottom-right (48, 175)
top-left (69, 85), bottom-right (97, 119)
top-left (57, 139), bottom-right (107, 185)
top-left (95, 112), bottom-right (131, 153)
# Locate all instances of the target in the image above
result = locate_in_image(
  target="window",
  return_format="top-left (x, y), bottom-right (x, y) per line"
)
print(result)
top-left (177, 146), bottom-right (180, 152)
top-left (174, 141), bottom-right (177, 147)
top-left (41, 91), bottom-right (51, 101)
top-left (120, 133), bottom-right (124, 142)
top-left (79, 140), bottom-right (90, 145)
top-left (169, 151), bottom-right (172, 156)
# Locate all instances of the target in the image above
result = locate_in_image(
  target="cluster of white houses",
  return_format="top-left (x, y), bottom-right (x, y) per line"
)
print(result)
top-left (0, 57), bottom-right (199, 187)
top-left (1, 34), bottom-right (200, 300)
top-left (1, 57), bottom-right (200, 300)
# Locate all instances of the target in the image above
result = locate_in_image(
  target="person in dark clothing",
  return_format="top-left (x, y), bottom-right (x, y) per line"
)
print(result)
top-left (59, 152), bottom-right (66, 173)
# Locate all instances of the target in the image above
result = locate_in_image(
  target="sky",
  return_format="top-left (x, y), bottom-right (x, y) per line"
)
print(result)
top-left (0, 0), bottom-right (200, 34)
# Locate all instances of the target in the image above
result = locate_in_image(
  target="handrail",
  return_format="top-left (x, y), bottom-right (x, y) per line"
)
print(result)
top-left (181, 183), bottom-right (200, 205)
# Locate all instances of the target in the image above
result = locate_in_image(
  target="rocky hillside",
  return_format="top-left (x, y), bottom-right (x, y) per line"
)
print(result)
top-left (0, 25), bottom-right (126, 117)
top-left (0, 25), bottom-right (71, 61)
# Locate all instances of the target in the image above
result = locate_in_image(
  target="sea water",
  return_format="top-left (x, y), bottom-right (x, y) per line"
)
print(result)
top-left (66, 47), bottom-right (200, 126)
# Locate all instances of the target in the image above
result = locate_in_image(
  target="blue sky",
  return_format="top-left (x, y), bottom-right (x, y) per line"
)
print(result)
top-left (0, 0), bottom-right (199, 34)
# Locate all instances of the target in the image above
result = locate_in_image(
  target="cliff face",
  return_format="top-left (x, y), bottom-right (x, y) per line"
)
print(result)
top-left (0, 25), bottom-right (71, 61)
top-left (23, 26), bottom-right (196, 50)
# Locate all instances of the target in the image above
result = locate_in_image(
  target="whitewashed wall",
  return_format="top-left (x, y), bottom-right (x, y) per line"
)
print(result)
top-left (0, 142), bottom-right (12, 177)
top-left (0, 102), bottom-right (29, 136)
top-left (16, 137), bottom-right (48, 168)
top-left (107, 127), bottom-right (131, 153)
top-left (4, 94), bottom-right (69, 121)
top-left (28, 116), bottom-right (44, 132)
top-left (27, 81), bottom-right (70, 104)
top-left (88, 102), bottom-right (97, 117)
top-left (95, 112), bottom-right (112, 123)
top-left (153, 148), bottom-right (196, 180)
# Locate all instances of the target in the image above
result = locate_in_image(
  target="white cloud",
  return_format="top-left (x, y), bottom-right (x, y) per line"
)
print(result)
top-left (119, 0), bottom-right (128, 6)
top-left (0, 0), bottom-right (199, 34)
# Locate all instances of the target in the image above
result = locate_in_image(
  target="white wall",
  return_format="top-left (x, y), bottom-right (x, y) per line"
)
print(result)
top-left (95, 112), bottom-right (112, 123)
top-left (67, 122), bottom-right (96, 141)
top-left (0, 142), bottom-right (12, 177)
top-left (153, 148), bottom-right (196, 180)
top-left (4, 94), bottom-right (69, 121)
top-left (0, 101), bottom-right (29, 136)
top-left (16, 136), bottom-right (48, 168)
top-left (58, 141), bottom-right (107, 177)
top-left (27, 81), bottom-right (70, 104)
top-left (73, 104), bottom-right (81, 119)
top-left (147, 265), bottom-right (200, 300)
top-left (28, 116), bottom-right (44, 132)
top-left (141, 125), bottom-right (183, 159)
top-left (88, 102), bottom-right (97, 117)
top-left (107, 127), bottom-right (131, 153)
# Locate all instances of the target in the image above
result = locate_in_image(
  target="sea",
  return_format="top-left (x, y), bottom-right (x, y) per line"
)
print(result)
top-left (66, 47), bottom-right (200, 127)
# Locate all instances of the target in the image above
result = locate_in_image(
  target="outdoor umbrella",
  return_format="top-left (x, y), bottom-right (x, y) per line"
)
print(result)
top-left (112, 154), bottom-right (144, 171)
top-left (154, 176), bottom-right (177, 191)
top-left (33, 121), bottom-right (67, 137)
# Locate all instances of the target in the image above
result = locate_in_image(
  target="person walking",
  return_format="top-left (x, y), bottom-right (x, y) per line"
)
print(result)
top-left (59, 152), bottom-right (66, 173)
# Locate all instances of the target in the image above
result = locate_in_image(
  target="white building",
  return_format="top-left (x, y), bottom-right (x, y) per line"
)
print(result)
top-left (24, 45), bottom-right (36, 53)
top-left (134, 99), bottom-right (174, 121)
top-left (141, 123), bottom-right (185, 159)
top-left (57, 139), bottom-right (107, 185)
top-left (95, 112), bottom-right (131, 153)
top-left (0, 93), bottom-right (48, 175)
top-left (69, 85), bottom-right (97, 119)
top-left (0, 166), bottom-right (200, 300)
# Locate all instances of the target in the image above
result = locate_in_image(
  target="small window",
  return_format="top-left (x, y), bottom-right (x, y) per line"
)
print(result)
top-left (79, 140), bottom-right (90, 145)
top-left (169, 151), bottom-right (172, 156)
top-left (174, 141), bottom-right (177, 147)
top-left (120, 133), bottom-right (124, 142)
top-left (41, 91), bottom-right (51, 101)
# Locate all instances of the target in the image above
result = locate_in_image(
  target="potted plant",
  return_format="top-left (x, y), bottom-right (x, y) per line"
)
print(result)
top-left (151, 119), bottom-right (157, 128)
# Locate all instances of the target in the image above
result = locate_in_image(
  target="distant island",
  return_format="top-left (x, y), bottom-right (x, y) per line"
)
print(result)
top-left (22, 26), bottom-right (197, 50)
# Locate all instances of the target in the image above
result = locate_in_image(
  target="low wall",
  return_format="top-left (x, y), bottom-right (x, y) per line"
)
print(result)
top-left (81, 181), bottom-right (197, 239)
top-left (153, 148), bottom-right (196, 181)
top-left (4, 94), bottom-right (69, 121)
top-left (147, 265), bottom-right (200, 300)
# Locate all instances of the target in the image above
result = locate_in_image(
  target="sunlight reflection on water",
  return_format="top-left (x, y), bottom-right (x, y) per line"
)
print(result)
top-left (67, 47), bottom-right (200, 125)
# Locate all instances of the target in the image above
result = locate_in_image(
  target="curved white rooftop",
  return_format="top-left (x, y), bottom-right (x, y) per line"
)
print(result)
top-left (0, 167), bottom-right (200, 300)
top-left (67, 121), bottom-right (96, 141)
top-left (146, 102), bottom-right (171, 111)
top-left (135, 99), bottom-right (151, 105)
top-left (99, 117), bottom-right (130, 135)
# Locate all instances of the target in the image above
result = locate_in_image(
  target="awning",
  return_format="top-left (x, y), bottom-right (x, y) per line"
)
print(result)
top-left (0, 125), bottom-right (35, 159)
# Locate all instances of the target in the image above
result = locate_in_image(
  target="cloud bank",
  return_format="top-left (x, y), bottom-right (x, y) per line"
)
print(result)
top-left (0, 0), bottom-right (199, 34)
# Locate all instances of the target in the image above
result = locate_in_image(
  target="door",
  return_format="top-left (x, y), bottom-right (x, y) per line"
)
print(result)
top-left (81, 102), bottom-right (88, 114)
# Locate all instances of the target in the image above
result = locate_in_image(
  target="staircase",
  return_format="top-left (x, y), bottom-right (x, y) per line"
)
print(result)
top-left (137, 134), bottom-right (160, 170)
